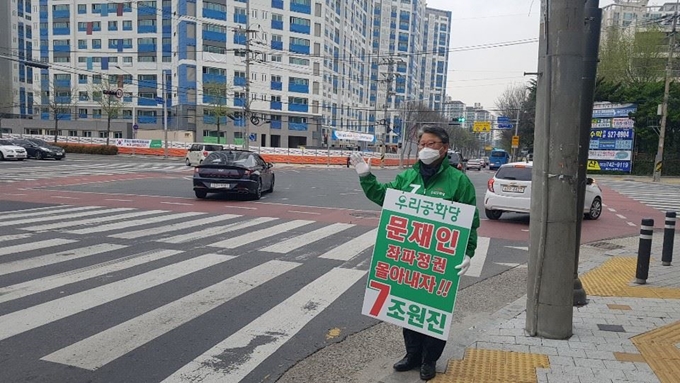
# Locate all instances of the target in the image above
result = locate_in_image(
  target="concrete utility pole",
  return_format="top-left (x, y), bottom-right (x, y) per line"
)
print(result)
top-left (574, 0), bottom-right (602, 306)
top-left (378, 56), bottom-right (400, 168)
top-left (526, 0), bottom-right (585, 339)
top-left (653, 0), bottom-right (679, 182)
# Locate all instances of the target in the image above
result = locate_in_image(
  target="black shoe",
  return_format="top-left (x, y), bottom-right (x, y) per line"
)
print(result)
top-left (393, 355), bottom-right (421, 372)
top-left (420, 361), bottom-right (436, 381)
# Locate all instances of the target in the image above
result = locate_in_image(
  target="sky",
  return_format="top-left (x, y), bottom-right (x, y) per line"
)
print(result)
top-left (425, 0), bottom-right (667, 112)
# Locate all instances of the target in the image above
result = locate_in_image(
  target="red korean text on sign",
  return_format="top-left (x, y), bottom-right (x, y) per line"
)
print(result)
top-left (435, 227), bottom-right (460, 255)
top-left (386, 244), bottom-right (401, 261)
top-left (386, 216), bottom-right (408, 242)
top-left (408, 220), bottom-right (434, 249)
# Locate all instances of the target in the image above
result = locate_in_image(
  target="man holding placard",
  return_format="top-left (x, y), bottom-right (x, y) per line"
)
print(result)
top-left (350, 125), bottom-right (480, 381)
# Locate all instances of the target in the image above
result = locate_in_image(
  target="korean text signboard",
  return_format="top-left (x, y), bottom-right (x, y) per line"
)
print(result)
top-left (589, 103), bottom-right (636, 173)
top-left (362, 189), bottom-right (475, 340)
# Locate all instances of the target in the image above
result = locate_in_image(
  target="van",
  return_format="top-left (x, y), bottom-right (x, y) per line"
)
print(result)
top-left (184, 143), bottom-right (223, 166)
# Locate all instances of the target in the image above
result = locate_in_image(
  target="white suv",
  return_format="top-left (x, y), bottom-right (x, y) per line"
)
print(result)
top-left (184, 143), bottom-right (223, 166)
top-left (483, 162), bottom-right (603, 220)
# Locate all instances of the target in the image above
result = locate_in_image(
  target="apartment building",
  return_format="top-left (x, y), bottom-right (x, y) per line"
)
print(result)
top-left (7, 0), bottom-right (451, 147)
top-left (0, 0), bottom-right (38, 133)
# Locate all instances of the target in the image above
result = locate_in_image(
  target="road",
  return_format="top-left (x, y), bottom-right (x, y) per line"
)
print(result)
top-left (0, 155), bottom-right (672, 383)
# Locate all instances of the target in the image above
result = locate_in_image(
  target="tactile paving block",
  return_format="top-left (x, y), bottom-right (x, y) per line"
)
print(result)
top-left (431, 348), bottom-right (549, 383)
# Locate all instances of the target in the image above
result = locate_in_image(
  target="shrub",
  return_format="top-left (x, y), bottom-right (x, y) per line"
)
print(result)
top-left (53, 142), bottom-right (118, 155)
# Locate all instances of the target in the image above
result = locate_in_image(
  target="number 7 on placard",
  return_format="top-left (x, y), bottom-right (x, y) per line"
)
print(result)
top-left (368, 281), bottom-right (391, 316)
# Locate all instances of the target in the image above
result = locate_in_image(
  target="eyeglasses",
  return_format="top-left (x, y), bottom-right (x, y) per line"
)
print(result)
top-left (418, 141), bottom-right (443, 148)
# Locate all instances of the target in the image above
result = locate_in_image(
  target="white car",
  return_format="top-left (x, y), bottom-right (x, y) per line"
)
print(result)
top-left (466, 158), bottom-right (483, 171)
top-left (0, 139), bottom-right (27, 161)
top-left (184, 143), bottom-right (223, 166)
top-left (483, 162), bottom-right (603, 220)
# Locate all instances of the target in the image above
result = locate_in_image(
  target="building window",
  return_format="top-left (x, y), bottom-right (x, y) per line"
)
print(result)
top-left (83, 131), bottom-right (92, 137)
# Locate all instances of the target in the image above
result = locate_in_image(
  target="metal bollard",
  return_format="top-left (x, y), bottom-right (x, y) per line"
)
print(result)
top-left (635, 218), bottom-right (654, 285)
top-left (662, 211), bottom-right (676, 266)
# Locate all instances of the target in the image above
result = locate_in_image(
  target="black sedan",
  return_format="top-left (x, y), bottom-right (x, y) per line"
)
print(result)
top-left (12, 138), bottom-right (65, 160)
top-left (193, 150), bottom-right (275, 200)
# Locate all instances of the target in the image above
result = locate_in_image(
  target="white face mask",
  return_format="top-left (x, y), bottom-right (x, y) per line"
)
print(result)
top-left (418, 147), bottom-right (441, 165)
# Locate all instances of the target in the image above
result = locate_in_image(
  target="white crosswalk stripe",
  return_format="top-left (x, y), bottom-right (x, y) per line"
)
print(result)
top-left (161, 267), bottom-right (366, 383)
top-left (0, 163), bottom-right (191, 183)
top-left (602, 180), bottom-right (680, 213)
top-left (0, 204), bottom-right (500, 382)
top-left (63, 211), bottom-right (205, 235)
top-left (42, 260), bottom-right (301, 370)
top-left (0, 253), bottom-right (233, 342)
top-left (260, 222), bottom-right (355, 253)
top-left (22, 209), bottom-right (167, 231)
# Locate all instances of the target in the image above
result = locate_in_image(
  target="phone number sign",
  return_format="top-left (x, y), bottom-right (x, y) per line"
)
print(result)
top-left (361, 189), bottom-right (475, 340)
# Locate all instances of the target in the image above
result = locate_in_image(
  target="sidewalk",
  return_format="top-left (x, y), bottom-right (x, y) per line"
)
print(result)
top-left (379, 230), bottom-right (680, 383)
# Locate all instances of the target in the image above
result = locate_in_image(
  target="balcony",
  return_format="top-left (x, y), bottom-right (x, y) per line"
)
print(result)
top-left (291, 3), bottom-right (311, 14)
top-left (203, 73), bottom-right (227, 84)
top-left (270, 81), bottom-right (282, 90)
top-left (288, 83), bottom-right (309, 93)
top-left (138, 6), bottom-right (156, 16)
top-left (55, 96), bottom-right (72, 104)
top-left (290, 24), bottom-right (310, 34)
top-left (233, 34), bottom-right (246, 45)
top-left (288, 103), bottom-right (308, 113)
top-left (53, 45), bottom-right (70, 53)
top-left (138, 44), bottom-right (157, 53)
top-left (234, 77), bottom-right (247, 87)
top-left (270, 101), bottom-right (282, 110)
top-left (138, 25), bottom-right (157, 34)
top-left (272, 0), bottom-right (284, 9)
top-left (53, 10), bottom-right (70, 19)
top-left (138, 98), bottom-right (157, 106)
top-left (137, 115), bottom-right (157, 124)
top-left (233, 13), bottom-right (247, 24)
top-left (54, 79), bottom-right (71, 88)
top-left (289, 44), bottom-right (310, 54)
top-left (271, 41), bottom-right (283, 50)
top-left (271, 20), bottom-right (283, 30)
top-left (234, 98), bottom-right (246, 107)
top-left (288, 122), bottom-right (308, 131)
top-left (53, 27), bottom-right (70, 36)
top-left (202, 8), bottom-right (226, 21)
top-left (79, 110), bottom-right (88, 119)
top-left (203, 30), bottom-right (226, 42)
top-left (270, 120), bottom-right (282, 129)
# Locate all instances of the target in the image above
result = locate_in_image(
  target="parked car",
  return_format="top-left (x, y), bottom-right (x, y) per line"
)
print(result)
top-left (0, 139), bottom-right (27, 161)
top-left (483, 162), bottom-right (602, 220)
top-left (11, 138), bottom-right (65, 160)
top-left (447, 151), bottom-right (466, 173)
top-left (193, 150), bottom-right (275, 200)
top-left (466, 158), bottom-right (483, 171)
top-left (184, 143), bottom-right (223, 166)
top-left (482, 156), bottom-right (490, 168)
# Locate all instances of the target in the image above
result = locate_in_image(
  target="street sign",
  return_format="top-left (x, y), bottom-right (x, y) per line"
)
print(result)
top-left (497, 116), bottom-right (510, 123)
top-left (473, 121), bottom-right (491, 132)
top-left (249, 133), bottom-right (257, 142)
top-left (497, 123), bottom-right (514, 130)
top-left (116, 89), bottom-right (124, 98)
top-left (132, 124), bottom-right (138, 130)
top-left (511, 135), bottom-right (520, 149)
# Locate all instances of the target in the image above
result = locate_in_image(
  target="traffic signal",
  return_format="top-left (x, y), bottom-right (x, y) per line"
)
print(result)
top-left (457, 117), bottom-right (466, 123)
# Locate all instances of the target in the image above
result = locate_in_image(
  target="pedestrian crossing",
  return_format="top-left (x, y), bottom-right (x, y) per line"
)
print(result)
top-left (0, 162), bottom-right (191, 183)
top-left (602, 180), bottom-right (680, 213)
top-left (0, 203), bottom-right (494, 383)
top-left (0, 204), bottom-right (381, 383)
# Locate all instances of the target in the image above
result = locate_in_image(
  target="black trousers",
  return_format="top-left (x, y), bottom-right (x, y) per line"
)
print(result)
top-left (403, 328), bottom-right (447, 363)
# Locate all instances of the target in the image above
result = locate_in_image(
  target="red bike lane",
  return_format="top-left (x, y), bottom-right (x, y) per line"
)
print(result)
top-left (0, 176), bottom-right (670, 243)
